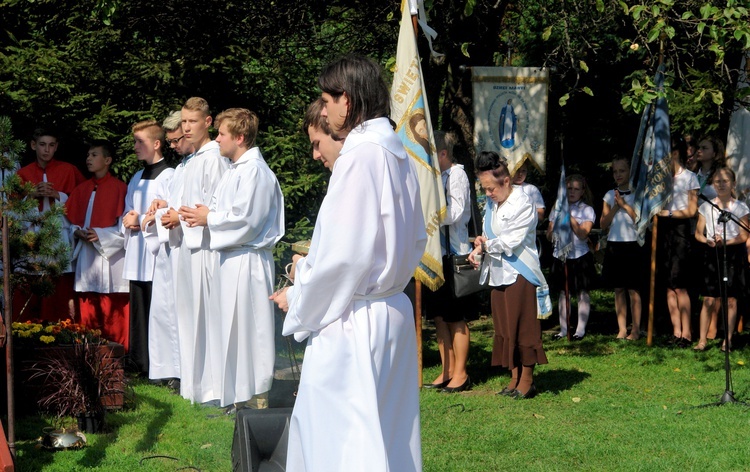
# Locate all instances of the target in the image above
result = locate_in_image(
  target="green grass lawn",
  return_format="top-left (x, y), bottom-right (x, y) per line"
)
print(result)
top-left (11, 290), bottom-right (750, 471)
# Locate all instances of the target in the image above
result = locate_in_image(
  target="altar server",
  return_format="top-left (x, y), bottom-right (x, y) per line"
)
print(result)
top-left (175, 97), bottom-right (229, 403)
top-left (272, 54), bottom-right (426, 472)
top-left (66, 140), bottom-right (129, 348)
top-left (16, 128), bottom-right (85, 321)
top-left (181, 108), bottom-right (284, 410)
top-left (121, 120), bottom-right (174, 375)
top-left (143, 111), bottom-right (194, 387)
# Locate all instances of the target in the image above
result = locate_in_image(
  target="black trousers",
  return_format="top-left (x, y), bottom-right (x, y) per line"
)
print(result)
top-left (129, 280), bottom-right (152, 375)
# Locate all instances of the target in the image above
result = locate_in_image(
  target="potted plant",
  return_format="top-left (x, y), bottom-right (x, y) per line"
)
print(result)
top-left (28, 336), bottom-right (124, 433)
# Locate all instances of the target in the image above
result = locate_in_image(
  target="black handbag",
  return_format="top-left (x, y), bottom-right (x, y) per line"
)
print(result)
top-left (443, 253), bottom-right (488, 298)
top-left (442, 183), bottom-right (489, 299)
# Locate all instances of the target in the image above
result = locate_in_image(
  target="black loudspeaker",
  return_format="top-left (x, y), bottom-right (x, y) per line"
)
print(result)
top-left (232, 407), bottom-right (293, 472)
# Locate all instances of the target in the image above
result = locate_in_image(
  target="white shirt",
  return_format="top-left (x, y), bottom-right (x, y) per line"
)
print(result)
top-left (481, 188), bottom-right (540, 287)
top-left (441, 164), bottom-right (471, 255)
top-left (699, 199), bottom-right (750, 241)
top-left (520, 182), bottom-right (545, 210)
top-left (603, 189), bottom-right (637, 242)
top-left (549, 199), bottom-right (595, 259)
top-left (665, 168), bottom-right (700, 212)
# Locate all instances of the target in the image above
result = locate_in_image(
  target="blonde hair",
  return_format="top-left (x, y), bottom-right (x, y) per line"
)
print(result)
top-left (162, 111), bottom-right (182, 132)
top-left (182, 97), bottom-right (210, 116)
top-left (215, 108), bottom-right (259, 148)
top-left (131, 120), bottom-right (165, 148)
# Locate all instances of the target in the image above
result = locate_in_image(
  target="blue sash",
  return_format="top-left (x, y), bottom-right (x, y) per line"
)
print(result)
top-left (483, 200), bottom-right (541, 287)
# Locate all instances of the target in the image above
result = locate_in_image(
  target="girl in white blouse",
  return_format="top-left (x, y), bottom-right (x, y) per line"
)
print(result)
top-left (693, 167), bottom-right (749, 351)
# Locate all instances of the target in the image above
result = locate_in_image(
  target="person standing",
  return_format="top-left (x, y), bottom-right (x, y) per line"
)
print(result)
top-left (181, 108), bottom-right (284, 412)
top-left (470, 151), bottom-right (548, 399)
top-left (175, 97), bottom-right (229, 403)
top-left (657, 136), bottom-right (699, 347)
top-left (423, 130), bottom-right (474, 393)
top-left (547, 174), bottom-right (597, 340)
top-left (693, 167), bottom-right (748, 351)
top-left (142, 111), bottom-right (194, 388)
top-left (16, 128), bottom-right (85, 321)
top-left (271, 55), bottom-right (426, 472)
top-left (600, 156), bottom-right (645, 340)
top-left (512, 160), bottom-right (546, 223)
top-left (122, 120), bottom-right (174, 375)
top-left (65, 141), bottom-right (129, 348)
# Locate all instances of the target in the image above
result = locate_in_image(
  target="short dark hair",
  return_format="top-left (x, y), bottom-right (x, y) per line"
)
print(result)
top-left (88, 139), bottom-right (116, 161)
top-left (32, 128), bottom-right (58, 141)
top-left (476, 151), bottom-right (509, 179)
top-left (318, 54), bottom-right (390, 131)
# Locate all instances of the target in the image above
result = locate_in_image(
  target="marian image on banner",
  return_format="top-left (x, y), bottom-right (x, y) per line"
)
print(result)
top-left (472, 67), bottom-right (549, 175)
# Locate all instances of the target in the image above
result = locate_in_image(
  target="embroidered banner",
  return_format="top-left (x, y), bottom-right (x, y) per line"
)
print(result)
top-left (390, 1), bottom-right (446, 291)
top-left (471, 67), bottom-right (549, 176)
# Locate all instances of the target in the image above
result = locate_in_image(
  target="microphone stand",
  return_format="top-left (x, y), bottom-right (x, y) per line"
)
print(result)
top-left (696, 194), bottom-right (749, 407)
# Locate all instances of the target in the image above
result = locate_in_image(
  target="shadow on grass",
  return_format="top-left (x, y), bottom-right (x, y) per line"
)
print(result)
top-left (75, 378), bottom-right (173, 468)
top-left (535, 368), bottom-right (591, 394)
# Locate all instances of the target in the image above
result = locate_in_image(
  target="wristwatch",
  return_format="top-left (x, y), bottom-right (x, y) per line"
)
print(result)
top-left (668, 210), bottom-right (673, 218)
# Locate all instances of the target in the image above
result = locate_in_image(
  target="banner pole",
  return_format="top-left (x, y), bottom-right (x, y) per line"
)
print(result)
top-left (647, 215), bottom-right (658, 346)
top-left (410, 8), bottom-right (424, 388)
top-left (564, 260), bottom-right (571, 341)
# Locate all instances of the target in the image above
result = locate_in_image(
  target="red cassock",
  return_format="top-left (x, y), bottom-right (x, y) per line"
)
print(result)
top-left (65, 173), bottom-right (131, 350)
top-left (14, 160), bottom-right (85, 323)
top-left (17, 159), bottom-right (85, 211)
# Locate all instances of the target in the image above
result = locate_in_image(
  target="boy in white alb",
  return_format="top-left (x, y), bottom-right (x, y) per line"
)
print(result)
top-left (181, 108), bottom-right (284, 411)
top-left (142, 111), bottom-right (195, 388)
top-left (174, 97), bottom-right (229, 403)
top-left (122, 120), bottom-right (174, 375)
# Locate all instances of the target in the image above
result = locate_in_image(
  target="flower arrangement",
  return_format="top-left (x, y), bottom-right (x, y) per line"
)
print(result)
top-left (12, 320), bottom-right (106, 347)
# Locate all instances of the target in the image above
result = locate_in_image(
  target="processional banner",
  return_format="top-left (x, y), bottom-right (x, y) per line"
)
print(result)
top-left (390, 0), bottom-right (446, 291)
top-left (471, 67), bottom-right (549, 176)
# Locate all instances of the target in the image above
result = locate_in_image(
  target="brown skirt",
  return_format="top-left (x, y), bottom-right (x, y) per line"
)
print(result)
top-left (490, 277), bottom-right (548, 369)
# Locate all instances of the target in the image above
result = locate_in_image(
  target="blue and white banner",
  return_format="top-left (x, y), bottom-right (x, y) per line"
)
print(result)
top-left (551, 164), bottom-right (573, 261)
top-left (630, 64), bottom-right (672, 246)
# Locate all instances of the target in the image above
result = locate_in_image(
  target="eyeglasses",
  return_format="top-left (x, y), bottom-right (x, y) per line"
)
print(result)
top-left (166, 135), bottom-right (185, 146)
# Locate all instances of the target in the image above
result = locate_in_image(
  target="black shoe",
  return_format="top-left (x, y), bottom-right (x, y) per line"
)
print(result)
top-left (496, 386), bottom-right (515, 396)
top-left (423, 379), bottom-right (451, 389)
top-left (553, 333), bottom-right (565, 340)
top-left (166, 378), bottom-right (181, 393)
top-left (510, 384), bottom-right (538, 399)
top-left (442, 377), bottom-right (471, 393)
top-left (572, 334), bottom-right (585, 341)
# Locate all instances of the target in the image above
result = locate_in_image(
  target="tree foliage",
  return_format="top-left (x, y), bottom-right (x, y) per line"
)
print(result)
top-left (2, 0), bottom-right (749, 248)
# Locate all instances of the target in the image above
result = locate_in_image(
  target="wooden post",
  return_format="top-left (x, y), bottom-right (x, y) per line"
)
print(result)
top-left (564, 260), bottom-right (571, 341)
top-left (2, 212), bottom-right (15, 459)
top-left (647, 215), bottom-right (658, 346)
top-left (415, 280), bottom-right (423, 388)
